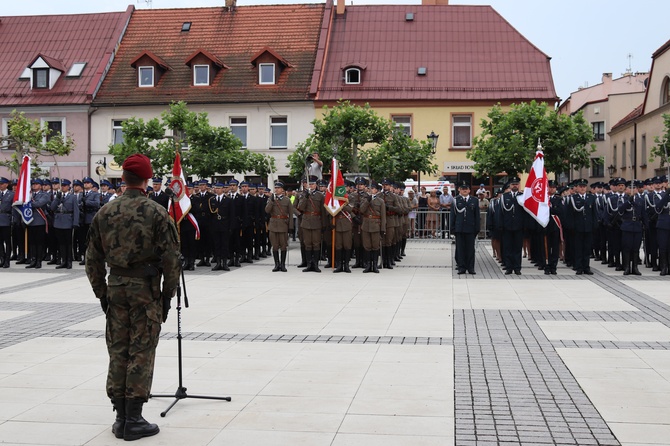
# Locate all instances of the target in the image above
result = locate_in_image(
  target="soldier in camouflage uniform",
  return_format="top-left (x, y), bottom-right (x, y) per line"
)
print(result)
top-left (85, 154), bottom-right (180, 441)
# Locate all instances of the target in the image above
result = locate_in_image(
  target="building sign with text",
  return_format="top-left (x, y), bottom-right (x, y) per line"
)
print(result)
top-left (444, 161), bottom-right (476, 172)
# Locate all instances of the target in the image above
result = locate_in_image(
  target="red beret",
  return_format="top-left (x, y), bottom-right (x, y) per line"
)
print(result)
top-left (122, 154), bottom-right (153, 180)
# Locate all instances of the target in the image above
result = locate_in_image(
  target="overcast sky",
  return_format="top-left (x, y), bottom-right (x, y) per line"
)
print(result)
top-left (3, 0), bottom-right (667, 103)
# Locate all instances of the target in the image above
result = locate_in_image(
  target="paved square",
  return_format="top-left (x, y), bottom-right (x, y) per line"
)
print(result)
top-left (1, 240), bottom-right (670, 445)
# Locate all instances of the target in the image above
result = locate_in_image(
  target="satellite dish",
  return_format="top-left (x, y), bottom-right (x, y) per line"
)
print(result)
top-left (95, 165), bottom-right (107, 176)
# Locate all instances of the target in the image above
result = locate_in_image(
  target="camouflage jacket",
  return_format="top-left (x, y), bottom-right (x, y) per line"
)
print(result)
top-left (85, 188), bottom-right (181, 300)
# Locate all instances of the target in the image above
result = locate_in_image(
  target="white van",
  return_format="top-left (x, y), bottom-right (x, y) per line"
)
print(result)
top-left (403, 179), bottom-right (454, 197)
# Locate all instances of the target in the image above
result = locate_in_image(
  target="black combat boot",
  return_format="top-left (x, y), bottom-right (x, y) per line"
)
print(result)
top-left (352, 247), bottom-right (363, 268)
top-left (372, 250), bottom-right (380, 273)
top-left (212, 257), bottom-right (223, 271)
top-left (343, 250), bottom-right (351, 273)
top-left (272, 251), bottom-right (281, 272)
top-left (3, 255), bottom-right (9, 268)
top-left (622, 251), bottom-right (631, 276)
top-left (227, 257), bottom-right (235, 267)
top-left (221, 257), bottom-right (230, 271)
top-left (312, 249), bottom-right (321, 273)
top-left (302, 250), bottom-right (315, 272)
top-left (124, 398), bottom-right (159, 441)
top-left (333, 250), bottom-right (344, 273)
top-left (383, 248), bottom-right (393, 270)
top-left (401, 239), bottom-right (407, 257)
top-left (280, 250), bottom-right (287, 272)
top-left (253, 247), bottom-right (260, 261)
top-left (111, 397), bottom-right (125, 439)
top-left (652, 254), bottom-right (660, 271)
top-left (26, 258), bottom-right (36, 268)
top-left (47, 255), bottom-right (59, 265)
top-left (363, 251), bottom-right (373, 273)
top-left (297, 246), bottom-right (307, 268)
top-left (197, 257), bottom-right (207, 267)
top-left (632, 251), bottom-right (642, 276)
top-left (661, 252), bottom-right (668, 276)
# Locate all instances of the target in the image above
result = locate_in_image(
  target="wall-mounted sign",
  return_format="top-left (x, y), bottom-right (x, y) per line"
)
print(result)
top-left (444, 161), bottom-right (475, 172)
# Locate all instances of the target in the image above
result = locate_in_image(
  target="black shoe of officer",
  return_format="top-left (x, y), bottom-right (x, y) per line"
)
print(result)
top-left (280, 251), bottom-right (287, 272)
top-left (124, 399), bottom-right (159, 441)
top-left (272, 251), bottom-right (281, 272)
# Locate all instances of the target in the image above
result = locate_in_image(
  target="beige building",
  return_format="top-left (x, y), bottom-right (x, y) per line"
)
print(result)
top-left (558, 72), bottom-right (648, 182)
top-left (609, 39), bottom-right (670, 180)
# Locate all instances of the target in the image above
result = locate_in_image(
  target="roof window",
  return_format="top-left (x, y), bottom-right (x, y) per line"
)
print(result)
top-left (259, 63), bottom-right (275, 85)
top-left (182, 22), bottom-right (191, 32)
top-left (345, 68), bottom-right (361, 84)
top-left (405, 13), bottom-right (414, 21)
top-left (66, 62), bottom-right (87, 78)
top-left (417, 67), bottom-right (427, 76)
top-left (139, 66), bottom-right (154, 87)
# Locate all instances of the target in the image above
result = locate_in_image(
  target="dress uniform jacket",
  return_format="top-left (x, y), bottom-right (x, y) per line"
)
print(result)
top-left (297, 190), bottom-right (326, 229)
top-left (82, 190), bottom-right (101, 225)
top-left (618, 194), bottom-right (646, 234)
top-left (381, 192), bottom-right (400, 229)
top-left (360, 195), bottom-right (386, 232)
top-left (0, 189), bottom-right (14, 226)
top-left (655, 191), bottom-right (670, 231)
top-left (334, 203), bottom-right (354, 232)
top-left (50, 192), bottom-right (80, 229)
top-left (28, 191), bottom-right (51, 226)
top-left (208, 193), bottom-right (233, 233)
top-left (569, 193), bottom-right (597, 232)
top-left (192, 191), bottom-right (214, 223)
top-left (449, 195), bottom-right (480, 233)
top-left (149, 191), bottom-right (170, 210)
top-left (265, 195), bottom-right (294, 232)
top-left (500, 192), bottom-right (524, 230)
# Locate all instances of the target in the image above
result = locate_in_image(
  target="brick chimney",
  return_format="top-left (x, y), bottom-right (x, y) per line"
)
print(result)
top-left (422, 0), bottom-right (450, 4)
top-left (602, 73), bottom-right (612, 83)
top-left (337, 0), bottom-right (345, 15)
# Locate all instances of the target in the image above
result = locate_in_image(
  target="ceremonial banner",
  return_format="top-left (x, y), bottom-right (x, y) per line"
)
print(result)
top-left (517, 149), bottom-right (550, 227)
top-left (12, 155), bottom-right (33, 225)
top-left (324, 158), bottom-right (348, 216)
top-left (168, 152), bottom-right (200, 239)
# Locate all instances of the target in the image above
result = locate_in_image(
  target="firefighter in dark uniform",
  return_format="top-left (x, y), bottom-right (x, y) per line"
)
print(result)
top-left (605, 177), bottom-right (626, 270)
top-left (618, 180), bottom-right (647, 275)
top-left (360, 181), bottom-right (386, 273)
top-left (654, 176), bottom-right (670, 275)
top-left (192, 179), bottom-right (213, 267)
top-left (148, 177), bottom-right (169, 209)
top-left (50, 179), bottom-right (79, 269)
top-left (238, 181), bottom-right (255, 264)
top-left (450, 182), bottom-right (480, 274)
top-left (544, 180), bottom-right (564, 275)
top-left (265, 181), bottom-right (293, 272)
top-left (568, 178), bottom-right (597, 275)
top-left (500, 177), bottom-right (524, 275)
top-left (208, 181), bottom-right (233, 271)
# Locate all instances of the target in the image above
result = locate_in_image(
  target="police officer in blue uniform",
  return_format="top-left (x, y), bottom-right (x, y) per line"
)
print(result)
top-left (450, 182), bottom-right (480, 274)
top-left (0, 177), bottom-right (13, 268)
top-left (26, 179), bottom-right (51, 269)
top-left (655, 176), bottom-right (670, 276)
top-left (50, 179), bottom-right (80, 269)
top-left (79, 177), bottom-right (101, 265)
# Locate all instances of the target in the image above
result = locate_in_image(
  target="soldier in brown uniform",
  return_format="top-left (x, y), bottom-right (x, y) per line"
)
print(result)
top-left (381, 179), bottom-right (401, 269)
top-left (394, 182), bottom-right (409, 261)
top-left (333, 190), bottom-right (354, 273)
top-left (265, 181), bottom-right (293, 272)
top-left (350, 177), bottom-right (369, 268)
top-left (360, 181), bottom-right (386, 273)
top-left (85, 154), bottom-right (180, 441)
top-left (297, 175), bottom-right (326, 272)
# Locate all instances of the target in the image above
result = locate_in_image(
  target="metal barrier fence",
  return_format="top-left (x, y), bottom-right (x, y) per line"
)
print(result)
top-left (408, 209), bottom-right (490, 240)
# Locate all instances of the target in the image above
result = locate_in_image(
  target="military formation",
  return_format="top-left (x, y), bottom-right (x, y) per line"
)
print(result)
top-left (486, 175), bottom-right (670, 276)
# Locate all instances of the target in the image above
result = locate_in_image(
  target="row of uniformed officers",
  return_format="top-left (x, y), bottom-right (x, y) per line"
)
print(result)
top-left (485, 175), bottom-right (670, 276)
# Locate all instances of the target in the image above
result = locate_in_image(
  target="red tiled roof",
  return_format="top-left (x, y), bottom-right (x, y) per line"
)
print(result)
top-left (314, 4), bottom-right (558, 103)
top-left (130, 51), bottom-right (172, 71)
top-left (611, 103), bottom-right (643, 131)
top-left (185, 49), bottom-right (227, 69)
top-left (94, 4), bottom-right (324, 106)
top-left (250, 47), bottom-right (293, 68)
top-left (0, 8), bottom-right (133, 106)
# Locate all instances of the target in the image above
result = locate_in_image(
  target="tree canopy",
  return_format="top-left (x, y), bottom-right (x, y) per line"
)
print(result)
top-left (650, 113), bottom-right (670, 169)
top-left (109, 101), bottom-right (275, 179)
top-left (467, 101), bottom-right (595, 177)
top-left (286, 101), bottom-right (437, 181)
top-left (0, 110), bottom-right (75, 177)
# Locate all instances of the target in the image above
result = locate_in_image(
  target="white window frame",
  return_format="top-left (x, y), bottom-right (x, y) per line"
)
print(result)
top-left (138, 66), bottom-right (154, 87)
top-left (66, 62), bottom-right (87, 78)
top-left (193, 64), bottom-right (209, 86)
top-left (592, 121), bottom-right (605, 141)
top-left (1, 118), bottom-right (11, 150)
top-left (392, 115), bottom-right (412, 137)
top-left (112, 120), bottom-right (125, 146)
top-left (40, 117), bottom-right (66, 144)
top-left (452, 114), bottom-right (473, 149)
top-left (345, 68), bottom-right (361, 85)
top-left (259, 63), bottom-right (275, 85)
top-left (270, 116), bottom-right (288, 149)
top-left (33, 68), bottom-right (49, 89)
top-left (229, 116), bottom-right (248, 148)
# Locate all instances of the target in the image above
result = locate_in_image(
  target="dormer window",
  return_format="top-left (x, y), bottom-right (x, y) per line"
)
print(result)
top-left (259, 63), bottom-right (275, 85)
top-left (193, 65), bottom-right (209, 86)
top-left (139, 66), bottom-right (154, 87)
top-left (345, 68), bottom-right (361, 85)
top-left (34, 69), bottom-right (49, 89)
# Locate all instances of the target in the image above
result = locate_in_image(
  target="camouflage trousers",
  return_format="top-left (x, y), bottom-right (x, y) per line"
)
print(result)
top-left (105, 275), bottom-right (162, 401)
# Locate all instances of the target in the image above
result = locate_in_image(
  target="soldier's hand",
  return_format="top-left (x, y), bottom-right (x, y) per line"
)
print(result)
top-left (381, 231), bottom-right (386, 237)
top-left (99, 295), bottom-right (108, 314)
top-left (162, 294), bottom-right (171, 323)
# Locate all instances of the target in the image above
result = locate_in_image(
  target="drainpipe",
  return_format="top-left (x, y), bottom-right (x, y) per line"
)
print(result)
top-left (88, 106), bottom-right (98, 179)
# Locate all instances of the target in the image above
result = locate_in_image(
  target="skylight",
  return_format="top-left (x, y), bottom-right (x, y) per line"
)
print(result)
top-left (182, 22), bottom-right (191, 32)
top-left (66, 62), bottom-right (87, 77)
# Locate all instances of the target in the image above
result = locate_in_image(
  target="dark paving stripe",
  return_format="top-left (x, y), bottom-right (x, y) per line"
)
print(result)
top-left (454, 309), bottom-right (620, 445)
top-left (552, 340), bottom-right (670, 350)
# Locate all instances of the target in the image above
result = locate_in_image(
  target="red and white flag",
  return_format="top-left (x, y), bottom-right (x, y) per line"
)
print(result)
top-left (12, 155), bottom-right (33, 224)
top-left (517, 149), bottom-right (550, 227)
top-left (168, 152), bottom-right (200, 240)
top-left (324, 158), bottom-right (348, 216)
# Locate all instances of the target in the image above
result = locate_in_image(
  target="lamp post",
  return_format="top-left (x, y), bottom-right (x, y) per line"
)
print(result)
top-left (607, 164), bottom-right (616, 178)
top-left (418, 131), bottom-right (439, 191)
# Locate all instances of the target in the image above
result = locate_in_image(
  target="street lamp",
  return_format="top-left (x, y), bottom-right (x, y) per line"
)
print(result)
top-left (607, 164), bottom-right (616, 177)
top-left (418, 131), bottom-right (439, 190)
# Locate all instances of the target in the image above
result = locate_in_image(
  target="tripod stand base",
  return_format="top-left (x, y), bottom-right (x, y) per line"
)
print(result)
top-left (150, 386), bottom-right (232, 417)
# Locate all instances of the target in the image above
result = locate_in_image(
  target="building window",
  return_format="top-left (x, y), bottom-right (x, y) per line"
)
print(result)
top-left (173, 129), bottom-right (189, 149)
top-left (33, 68), bottom-right (49, 89)
top-left (259, 63), bottom-right (275, 85)
top-left (592, 121), bottom-right (605, 141)
top-left (631, 138), bottom-right (635, 167)
top-left (138, 66), bottom-right (154, 87)
top-left (112, 120), bottom-right (125, 146)
top-left (193, 65), bottom-right (209, 86)
top-left (641, 134), bottom-right (647, 166)
top-left (45, 120), bottom-right (63, 142)
top-left (590, 158), bottom-right (604, 178)
top-left (230, 117), bottom-right (247, 148)
top-left (270, 116), bottom-right (288, 149)
top-left (621, 141), bottom-right (626, 168)
top-left (1, 118), bottom-right (15, 150)
top-left (613, 144), bottom-right (617, 167)
top-left (391, 116), bottom-right (412, 136)
top-left (345, 68), bottom-right (361, 84)
top-left (66, 62), bottom-right (87, 78)
top-left (452, 114), bottom-right (472, 148)
top-left (662, 76), bottom-right (670, 106)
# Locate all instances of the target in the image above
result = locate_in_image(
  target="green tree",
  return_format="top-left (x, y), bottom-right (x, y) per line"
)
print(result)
top-left (360, 130), bottom-right (438, 182)
top-left (0, 110), bottom-right (74, 177)
top-left (109, 101), bottom-right (275, 178)
top-left (650, 113), bottom-right (670, 168)
top-left (467, 101), bottom-right (595, 177)
top-left (286, 101), bottom-right (392, 177)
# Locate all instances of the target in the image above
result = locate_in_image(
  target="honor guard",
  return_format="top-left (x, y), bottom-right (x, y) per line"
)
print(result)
top-left (500, 177), bottom-right (524, 275)
top-left (544, 180), bottom-right (564, 275)
top-left (50, 179), bottom-right (79, 269)
top-left (381, 178), bottom-right (400, 269)
top-left (297, 175), bottom-right (326, 272)
top-left (568, 178), bottom-right (597, 275)
top-left (0, 177), bottom-right (13, 268)
top-left (618, 180), bottom-right (647, 275)
top-left (208, 182), bottom-right (233, 271)
top-left (605, 177), bottom-right (626, 270)
top-left (180, 182), bottom-right (198, 271)
top-left (26, 179), bottom-right (50, 269)
top-left (654, 175), bottom-right (670, 275)
top-left (79, 177), bottom-right (101, 265)
top-left (265, 181), bottom-right (293, 272)
top-left (349, 177), bottom-right (369, 268)
top-left (100, 180), bottom-right (114, 205)
top-left (192, 179), bottom-right (214, 267)
top-left (450, 182), bottom-right (479, 274)
top-left (360, 181), bottom-right (386, 273)
top-left (332, 182), bottom-right (354, 273)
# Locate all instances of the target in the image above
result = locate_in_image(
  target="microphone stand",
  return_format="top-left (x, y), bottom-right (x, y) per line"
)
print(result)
top-left (150, 187), bottom-right (231, 417)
